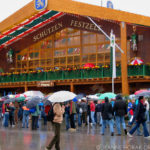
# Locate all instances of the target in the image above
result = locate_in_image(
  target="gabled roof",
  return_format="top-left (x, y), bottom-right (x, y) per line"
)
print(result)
top-left (0, 0), bottom-right (150, 49)
top-left (0, 10), bottom-right (64, 49)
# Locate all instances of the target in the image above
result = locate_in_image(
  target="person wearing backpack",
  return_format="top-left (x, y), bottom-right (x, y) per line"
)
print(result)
top-left (46, 103), bottom-right (65, 150)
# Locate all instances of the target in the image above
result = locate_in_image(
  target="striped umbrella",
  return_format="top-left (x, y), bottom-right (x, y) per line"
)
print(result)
top-left (130, 57), bottom-right (143, 65)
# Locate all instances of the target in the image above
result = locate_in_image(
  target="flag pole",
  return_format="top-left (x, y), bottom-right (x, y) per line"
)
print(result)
top-left (87, 16), bottom-right (124, 54)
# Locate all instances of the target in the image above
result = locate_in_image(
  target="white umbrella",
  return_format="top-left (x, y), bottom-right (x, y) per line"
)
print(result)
top-left (23, 91), bottom-right (44, 99)
top-left (48, 91), bottom-right (77, 103)
top-left (86, 94), bottom-right (99, 100)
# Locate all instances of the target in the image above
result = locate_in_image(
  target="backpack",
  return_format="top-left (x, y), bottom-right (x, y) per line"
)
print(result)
top-left (29, 107), bottom-right (36, 113)
top-left (47, 104), bottom-right (55, 122)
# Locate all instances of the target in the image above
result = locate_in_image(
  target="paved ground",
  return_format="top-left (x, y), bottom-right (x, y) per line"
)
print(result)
top-left (0, 121), bottom-right (150, 150)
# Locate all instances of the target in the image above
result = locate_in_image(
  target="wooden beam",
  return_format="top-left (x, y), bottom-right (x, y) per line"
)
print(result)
top-left (24, 82), bottom-right (28, 92)
top-left (48, 0), bottom-right (150, 26)
top-left (120, 22), bottom-right (129, 95)
top-left (70, 82), bottom-right (74, 92)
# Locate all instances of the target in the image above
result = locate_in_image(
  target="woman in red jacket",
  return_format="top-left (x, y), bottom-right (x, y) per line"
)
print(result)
top-left (90, 101), bottom-right (96, 126)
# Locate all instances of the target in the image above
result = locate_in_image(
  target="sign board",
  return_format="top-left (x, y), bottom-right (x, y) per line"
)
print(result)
top-left (37, 81), bottom-right (54, 87)
top-left (34, 0), bottom-right (48, 11)
top-left (73, 0), bottom-right (150, 17)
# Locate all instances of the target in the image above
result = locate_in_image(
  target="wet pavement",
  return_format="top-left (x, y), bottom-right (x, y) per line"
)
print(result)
top-left (0, 121), bottom-right (150, 150)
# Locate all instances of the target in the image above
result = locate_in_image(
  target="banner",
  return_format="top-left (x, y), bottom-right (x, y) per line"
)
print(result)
top-left (110, 31), bottom-right (116, 79)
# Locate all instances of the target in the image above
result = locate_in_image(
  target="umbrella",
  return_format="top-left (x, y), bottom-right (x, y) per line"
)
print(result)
top-left (43, 99), bottom-right (52, 106)
top-left (130, 57), bottom-right (143, 65)
top-left (83, 63), bottom-right (95, 68)
top-left (99, 92), bottom-right (116, 100)
top-left (23, 91), bottom-right (44, 99)
top-left (0, 96), bottom-right (9, 101)
top-left (134, 89), bottom-right (149, 95)
top-left (15, 94), bottom-right (27, 98)
top-left (75, 93), bottom-right (86, 101)
top-left (129, 94), bottom-right (135, 99)
top-left (135, 91), bottom-right (150, 98)
top-left (26, 96), bottom-right (41, 109)
top-left (48, 91), bottom-right (77, 103)
top-left (4, 99), bottom-right (12, 104)
top-left (86, 94), bottom-right (99, 100)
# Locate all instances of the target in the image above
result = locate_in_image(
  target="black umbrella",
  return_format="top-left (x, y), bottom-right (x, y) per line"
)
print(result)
top-left (43, 99), bottom-right (52, 106)
top-left (26, 96), bottom-right (41, 109)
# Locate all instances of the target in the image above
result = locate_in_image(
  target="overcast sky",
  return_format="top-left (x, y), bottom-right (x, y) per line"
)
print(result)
top-left (0, 0), bottom-right (150, 22)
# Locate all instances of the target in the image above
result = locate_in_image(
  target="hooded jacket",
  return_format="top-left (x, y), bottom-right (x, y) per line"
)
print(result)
top-left (53, 103), bottom-right (64, 124)
top-left (113, 96), bottom-right (127, 116)
top-left (101, 98), bottom-right (113, 120)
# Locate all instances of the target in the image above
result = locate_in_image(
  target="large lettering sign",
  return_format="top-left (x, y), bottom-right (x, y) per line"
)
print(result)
top-left (33, 22), bottom-right (63, 42)
top-left (33, 18), bottom-right (103, 42)
top-left (69, 20), bottom-right (101, 31)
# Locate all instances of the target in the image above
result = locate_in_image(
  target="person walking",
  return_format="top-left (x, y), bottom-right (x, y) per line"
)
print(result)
top-left (4, 104), bottom-right (10, 127)
top-left (22, 105), bottom-right (30, 128)
top-left (96, 100), bottom-right (102, 126)
top-left (113, 95), bottom-right (127, 135)
top-left (46, 103), bottom-right (65, 150)
top-left (31, 104), bottom-right (40, 130)
top-left (69, 101), bottom-right (76, 130)
top-left (127, 96), bottom-right (150, 139)
top-left (9, 102), bottom-right (15, 127)
top-left (145, 99), bottom-right (149, 123)
top-left (90, 101), bottom-right (96, 126)
top-left (80, 99), bottom-right (88, 126)
top-left (64, 103), bottom-right (70, 130)
top-left (101, 97), bottom-right (114, 136)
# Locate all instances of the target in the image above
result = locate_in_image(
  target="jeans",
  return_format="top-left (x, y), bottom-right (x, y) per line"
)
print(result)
top-left (32, 116), bottom-right (38, 130)
top-left (77, 113), bottom-right (82, 126)
top-left (22, 113), bottom-right (29, 128)
top-left (146, 110), bottom-right (149, 122)
top-left (128, 115), bottom-right (141, 135)
top-left (81, 112), bottom-right (87, 125)
top-left (115, 116), bottom-right (126, 134)
top-left (129, 121), bottom-right (149, 137)
top-left (97, 112), bottom-right (102, 125)
top-left (4, 112), bottom-right (9, 127)
top-left (47, 123), bottom-right (61, 150)
top-left (91, 111), bottom-right (96, 124)
top-left (65, 114), bottom-right (70, 130)
top-left (70, 114), bottom-right (76, 129)
top-left (101, 119), bottom-right (114, 134)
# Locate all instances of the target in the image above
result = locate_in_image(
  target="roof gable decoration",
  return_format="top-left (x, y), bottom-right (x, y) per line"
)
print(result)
top-left (0, 10), bottom-right (64, 50)
top-left (34, 0), bottom-right (48, 11)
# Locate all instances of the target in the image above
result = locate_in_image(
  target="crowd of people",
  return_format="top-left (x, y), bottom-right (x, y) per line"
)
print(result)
top-left (0, 94), bottom-right (150, 150)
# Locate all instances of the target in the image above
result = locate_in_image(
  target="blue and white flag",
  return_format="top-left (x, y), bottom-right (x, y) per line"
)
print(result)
top-left (110, 31), bottom-right (116, 78)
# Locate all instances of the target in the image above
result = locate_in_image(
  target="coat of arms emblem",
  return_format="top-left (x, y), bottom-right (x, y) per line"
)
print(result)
top-left (34, 0), bottom-right (48, 11)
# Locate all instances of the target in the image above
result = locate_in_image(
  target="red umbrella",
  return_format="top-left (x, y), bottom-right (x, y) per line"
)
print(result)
top-left (134, 89), bottom-right (149, 95)
top-left (83, 63), bottom-right (95, 68)
top-left (130, 57), bottom-right (143, 65)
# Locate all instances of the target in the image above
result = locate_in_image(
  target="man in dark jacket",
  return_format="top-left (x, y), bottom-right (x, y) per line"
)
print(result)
top-left (101, 97), bottom-right (114, 136)
top-left (127, 96), bottom-right (150, 139)
top-left (96, 101), bottom-right (102, 126)
top-left (113, 95), bottom-right (127, 135)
